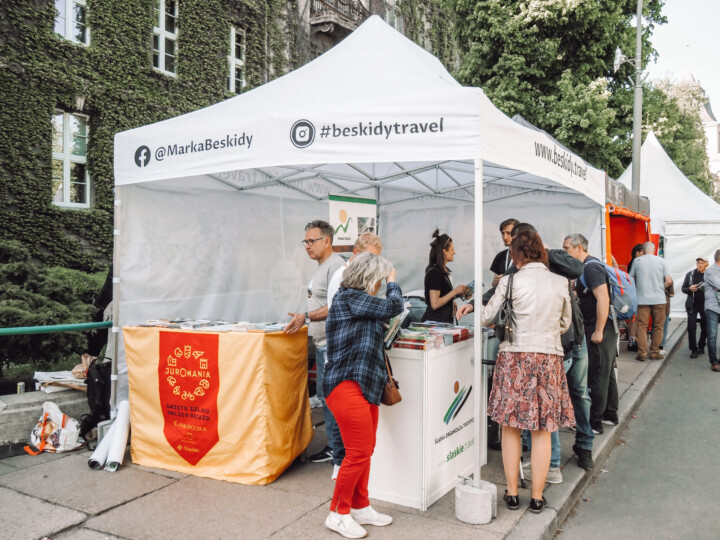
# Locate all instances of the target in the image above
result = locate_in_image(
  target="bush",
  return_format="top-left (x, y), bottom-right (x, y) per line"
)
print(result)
top-left (0, 240), bottom-right (103, 377)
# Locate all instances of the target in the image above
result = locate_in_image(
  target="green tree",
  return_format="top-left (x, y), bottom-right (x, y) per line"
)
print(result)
top-left (449, 0), bottom-right (666, 175)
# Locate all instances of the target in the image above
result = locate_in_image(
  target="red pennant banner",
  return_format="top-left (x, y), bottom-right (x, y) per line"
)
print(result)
top-left (158, 331), bottom-right (220, 465)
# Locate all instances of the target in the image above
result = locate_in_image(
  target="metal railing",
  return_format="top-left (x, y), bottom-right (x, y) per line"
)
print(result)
top-left (311, 0), bottom-right (370, 24)
top-left (0, 321), bottom-right (111, 336)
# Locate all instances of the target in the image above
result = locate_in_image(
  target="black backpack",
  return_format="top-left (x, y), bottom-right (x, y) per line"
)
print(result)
top-left (79, 356), bottom-right (112, 438)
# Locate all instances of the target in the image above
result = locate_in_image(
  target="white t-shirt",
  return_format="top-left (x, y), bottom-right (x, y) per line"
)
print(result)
top-left (327, 264), bottom-right (347, 310)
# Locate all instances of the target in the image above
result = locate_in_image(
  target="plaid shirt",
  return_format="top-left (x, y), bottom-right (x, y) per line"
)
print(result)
top-left (324, 282), bottom-right (403, 405)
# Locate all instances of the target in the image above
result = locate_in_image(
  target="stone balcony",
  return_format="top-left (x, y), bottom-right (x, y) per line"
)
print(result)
top-left (310, 0), bottom-right (370, 38)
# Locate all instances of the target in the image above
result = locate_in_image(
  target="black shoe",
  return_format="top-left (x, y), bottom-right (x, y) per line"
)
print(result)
top-left (590, 421), bottom-right (604, 435)
top-left (573, 444), bottom-right (595, 470)
top-left (602, 414), bottom-right (619, 426)
top-left (309, 446), bottom-right (333, 463)
top-left (627, 341), bottom-right (638, 352)
top-left (698, 348), bottom-right (705, 355)
top-left (690, 350), bottom-right (699, 359)
top-left (529, 496), bottom-right (547, 513)
top-left (503, 490), bottom-right (519, 510)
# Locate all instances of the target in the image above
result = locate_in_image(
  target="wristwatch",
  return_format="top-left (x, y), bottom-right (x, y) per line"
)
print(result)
top-left (304, 312), bottom-right (311, 324)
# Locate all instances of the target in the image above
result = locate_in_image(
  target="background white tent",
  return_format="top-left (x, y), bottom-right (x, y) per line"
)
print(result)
top-left (113, 16), bottom-right (607, 482)
top-left (619, 132), bottom-right (720, 316)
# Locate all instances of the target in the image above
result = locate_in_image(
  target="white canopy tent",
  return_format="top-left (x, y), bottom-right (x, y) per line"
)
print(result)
top-left (113, 16), bottom-right (607, 485)
top-left (619, 132), bottom-right (720, 316)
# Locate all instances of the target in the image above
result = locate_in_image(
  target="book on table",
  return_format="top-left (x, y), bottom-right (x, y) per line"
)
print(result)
top-left (383, 308), bottom-right (410, 349)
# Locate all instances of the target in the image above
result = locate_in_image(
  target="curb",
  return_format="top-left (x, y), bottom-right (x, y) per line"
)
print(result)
top-left (505, 321), bottom-right (686, 540)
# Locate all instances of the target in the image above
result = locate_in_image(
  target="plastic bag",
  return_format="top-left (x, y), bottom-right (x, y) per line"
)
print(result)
top-left (24, 401), bottom-right (84, 455)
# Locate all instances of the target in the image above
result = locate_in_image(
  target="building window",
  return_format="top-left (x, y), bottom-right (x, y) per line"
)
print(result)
top-left (153, 0), bottom-right (178, 76)
top-left (384, 0), bottom-right (404, 33)
top-left (228, 26), bottom-right (246, 94)
top-left (54, 0), bottom-right (89, 45)
top-left (52, 111), bottom-right (90, 208)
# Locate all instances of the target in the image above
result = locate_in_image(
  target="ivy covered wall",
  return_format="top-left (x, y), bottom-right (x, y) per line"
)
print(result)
top-left (0, 0), bottom-right (456, 275)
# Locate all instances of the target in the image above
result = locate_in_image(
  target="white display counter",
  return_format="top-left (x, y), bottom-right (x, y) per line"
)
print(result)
top-left (368, 338), bottom-right (476, 510)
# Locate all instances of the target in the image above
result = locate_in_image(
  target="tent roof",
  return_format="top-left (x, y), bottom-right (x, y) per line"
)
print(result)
top-left (618, 131), bottom-right (720, 225)
top-left (114, 16), bottom-right (605, 206)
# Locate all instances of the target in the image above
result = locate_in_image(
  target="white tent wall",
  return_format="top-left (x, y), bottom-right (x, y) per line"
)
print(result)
top-left (663, 225), bottom-right (720, 316)
top-left (380, 188), bottom-right (603, 295)
top-left (618, 132), bottom-right (720, 317)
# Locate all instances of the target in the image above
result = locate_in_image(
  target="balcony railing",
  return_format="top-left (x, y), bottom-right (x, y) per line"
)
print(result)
top-left (311, 0), bottom-right (370, 28)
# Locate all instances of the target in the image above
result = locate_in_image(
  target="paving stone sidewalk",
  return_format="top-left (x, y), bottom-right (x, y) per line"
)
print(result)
top-left (0, 320), bottom-right (685, 540)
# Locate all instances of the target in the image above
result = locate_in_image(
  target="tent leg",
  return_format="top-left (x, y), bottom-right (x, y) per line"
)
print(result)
top-left (110, 186), bottom-right (122, 416)
top-left (473, 158), bottom-right (485, 487)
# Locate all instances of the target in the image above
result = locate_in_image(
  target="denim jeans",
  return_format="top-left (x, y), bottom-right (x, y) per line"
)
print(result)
top-left (566, 341), bottom-right (594, 451)
top-left (660, 311), bottom-right (670, 348)
top-left (706, 309), bottom-right (720, 365)
top-left (316, 346), bottom-right (345, 465)
top-left (522, 430), bottom-right (561, 468)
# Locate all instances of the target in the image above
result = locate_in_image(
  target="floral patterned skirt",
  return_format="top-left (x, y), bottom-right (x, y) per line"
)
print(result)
top-left (488, 351), bottom-right (575, 431)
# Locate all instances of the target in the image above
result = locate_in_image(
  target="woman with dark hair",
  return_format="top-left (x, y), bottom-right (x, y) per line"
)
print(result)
top-left (626, 243), bottom-right (645, 351)
top-left (421, 229), bottom-right (468, 323)
top-left (482, 230), bottom-right (574, 514)
top-left (626, 243), bottom-right (645, 273)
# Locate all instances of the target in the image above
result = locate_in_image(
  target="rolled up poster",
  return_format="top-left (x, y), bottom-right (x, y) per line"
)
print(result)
top-left (88, 421), bottom-right (117, 470)
top-left (105, 400), bottom-right (130, 472)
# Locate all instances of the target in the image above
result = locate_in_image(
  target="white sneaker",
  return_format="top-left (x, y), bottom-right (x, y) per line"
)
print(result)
top-left (523, 465), bottom-right (563, 484)
top-left (332, 464), bottom-right (340, 482)
top-left (325, 511), bottom-right (367, 539)
top-left (351, 505), bottom-right (393, 526)
top-left (309, 395), bottom-right (322, 408)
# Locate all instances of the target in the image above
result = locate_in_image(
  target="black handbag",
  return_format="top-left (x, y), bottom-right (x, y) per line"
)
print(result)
top-left (492, 273), bottom-right (515, 343)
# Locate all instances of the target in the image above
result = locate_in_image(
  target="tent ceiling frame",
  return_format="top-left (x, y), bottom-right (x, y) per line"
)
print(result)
top-left (207, 159), bottom-right (574, 206)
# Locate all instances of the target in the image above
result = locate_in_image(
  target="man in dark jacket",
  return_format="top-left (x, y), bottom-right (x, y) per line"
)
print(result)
top-left (682, 256), bottom-right (709, 358)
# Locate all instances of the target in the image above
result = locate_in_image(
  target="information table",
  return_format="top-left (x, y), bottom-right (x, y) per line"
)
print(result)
top-left (368, 338), bottom-right (475, 510)
top-left (123, 326), bottom-right (313, 485)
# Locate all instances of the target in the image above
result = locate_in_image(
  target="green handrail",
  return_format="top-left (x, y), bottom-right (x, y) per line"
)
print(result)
top-left (0, 321), bottom-right (112, 336)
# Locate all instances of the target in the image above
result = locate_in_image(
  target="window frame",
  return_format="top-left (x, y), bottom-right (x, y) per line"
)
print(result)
top-left (384, 0), bottom-right (404, 34)
top-left (228, 26), bottom-right (246, 94)
top-left (55, 0), bottom-right (90, 46)
top-left (52, 111), bottom-right (91, 209)
top-left (153, 0), bottom-right (179, 77)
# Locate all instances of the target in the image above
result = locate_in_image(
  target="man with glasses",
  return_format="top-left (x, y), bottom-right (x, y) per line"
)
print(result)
top-left (285, 220), bottom-right (345, 475)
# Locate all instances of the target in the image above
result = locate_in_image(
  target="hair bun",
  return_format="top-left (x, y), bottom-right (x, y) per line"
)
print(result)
top-left (432, 228), bottom-right (441, 239)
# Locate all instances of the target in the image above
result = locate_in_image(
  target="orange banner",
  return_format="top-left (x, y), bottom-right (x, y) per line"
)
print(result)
top-left (159, 331), bottom-right (219, 466)
top-left (124, 326), bottom-right (312, 485)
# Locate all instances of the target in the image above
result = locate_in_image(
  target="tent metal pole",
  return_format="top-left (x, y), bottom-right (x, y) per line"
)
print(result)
top-left (110, 186), bottom-right (122, 416)
top-left (375, 184), bottom-right (380, 236)
top-left (473, 157), bottom-right (485, 487)
top-left (600, 206), bottom-right (608, 263)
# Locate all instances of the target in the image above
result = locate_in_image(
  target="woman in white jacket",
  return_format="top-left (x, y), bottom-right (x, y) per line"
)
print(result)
top-left (483, 230), bottom-right (574, 514)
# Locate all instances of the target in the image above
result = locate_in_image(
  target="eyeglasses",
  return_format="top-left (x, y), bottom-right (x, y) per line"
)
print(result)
top-left (301, 237), bottom-right (326, 246)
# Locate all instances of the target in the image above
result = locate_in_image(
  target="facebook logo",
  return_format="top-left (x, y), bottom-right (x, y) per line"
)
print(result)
top-left (134, 146), bottom-right (151, 167)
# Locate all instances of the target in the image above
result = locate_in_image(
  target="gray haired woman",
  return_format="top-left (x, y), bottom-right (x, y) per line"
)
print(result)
top-left (323, 252), bottom-right (404, 538)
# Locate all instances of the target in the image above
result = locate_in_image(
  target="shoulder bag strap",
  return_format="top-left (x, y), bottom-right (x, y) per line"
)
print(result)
top-left (384, 350), bottom-right (394, 378)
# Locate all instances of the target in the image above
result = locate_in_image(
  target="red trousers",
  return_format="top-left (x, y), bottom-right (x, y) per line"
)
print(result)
top-left (325, 381), bottom-right (379, 514)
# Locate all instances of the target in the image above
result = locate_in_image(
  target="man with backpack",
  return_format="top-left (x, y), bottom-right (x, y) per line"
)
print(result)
top-left (629, 242), bottom-right (673, 361)
top-left (563, 233), bottom-right (619, 436)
